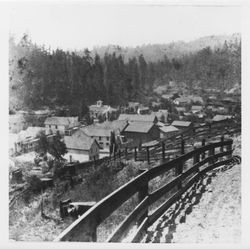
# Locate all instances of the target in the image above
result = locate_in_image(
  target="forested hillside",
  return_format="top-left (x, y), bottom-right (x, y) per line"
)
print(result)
top-left (91, 33), bottom-right (240, 62)
top-left (9, 34), bottom-right (241, 114)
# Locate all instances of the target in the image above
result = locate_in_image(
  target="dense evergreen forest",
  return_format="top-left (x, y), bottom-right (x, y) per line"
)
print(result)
top-left (9, 34), bottom-right (241, 115)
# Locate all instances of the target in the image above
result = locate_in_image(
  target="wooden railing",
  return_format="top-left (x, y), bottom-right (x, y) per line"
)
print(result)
top-left (55, 137), bottom-right (234, 242)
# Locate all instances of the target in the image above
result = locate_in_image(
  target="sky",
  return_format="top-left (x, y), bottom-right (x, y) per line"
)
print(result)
top-left (9, 3), bottom-right (241, 51)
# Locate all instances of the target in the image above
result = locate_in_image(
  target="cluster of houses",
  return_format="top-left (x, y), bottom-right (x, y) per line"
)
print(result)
top-left (9, 84), bottom-right (240, 164)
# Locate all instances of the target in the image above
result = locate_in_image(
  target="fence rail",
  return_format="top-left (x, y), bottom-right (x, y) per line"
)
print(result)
top-left (55, 137), bottom-right (234, 242)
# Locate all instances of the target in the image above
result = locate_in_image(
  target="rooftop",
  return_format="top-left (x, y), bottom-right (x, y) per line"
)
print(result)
top-left (94, 120), bottom-right (128, 133)
top-left (159, 125), bottom-right (179, 133)
top-left (212, 115), bottom-right (233, 122)
top-left (81, 125), bottom-right (112, 137)
top-left (191, 105), bottom-right (203, 111)
top-left (64, 134), bottom-right (98, 151)
top-left (118, 114), bottom-right (157, 123)
top-left (172, 120), bottom-right (192, 127)
top-left (124, 122), bottom-right (155, 133)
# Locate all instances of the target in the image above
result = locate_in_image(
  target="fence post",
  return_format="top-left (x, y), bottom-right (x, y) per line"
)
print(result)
top-left (138, 169), bottom-right (148, 225)
top-left (227, 140), bottom-right (233, 159)
top-left (201, 139), bottom-right (206, 160)
top-left (162, 141), bottom-right (165, 161)
top-left (146, 147), bottom-right (150, 164)
top-left (220, 135), bottom-right (224, 153)
top-left (134, 147), bottom-right (137, 161)
top-left (181, 139), bottom-right (185, 155)
top-left (193, 146), bottom-right (200, 173)
top-left (125, 147), bottom-right (128, 160)
top-left (208, 145), bottom-right (215, 165)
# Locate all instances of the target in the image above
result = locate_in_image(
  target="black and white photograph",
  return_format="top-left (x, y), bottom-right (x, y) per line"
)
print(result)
top-left (1, 0), bottom-right (249, 246)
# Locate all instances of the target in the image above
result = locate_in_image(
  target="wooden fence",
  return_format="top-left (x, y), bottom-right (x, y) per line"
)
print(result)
top-left (55, 137), bottom-right (234, 242)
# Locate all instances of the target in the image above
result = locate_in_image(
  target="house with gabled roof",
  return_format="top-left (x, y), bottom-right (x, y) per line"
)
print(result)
top-left (122, 122), bottom-right (160, 147)
top-left (80, 125), bottom-right (112, 151)
top-left (64, 130), bottom-right (100, 162)
top-left (44, 116), bottom-right (79, 135)
top-left (159, 125), bottom-right (179, 139)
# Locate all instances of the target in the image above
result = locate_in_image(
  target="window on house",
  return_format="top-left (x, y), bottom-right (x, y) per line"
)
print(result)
top-left (106, 143), bottom-right (109, 146)
top-left (99, 137), bottom-right (102, 140)
top-left (49, 125), bottom-right (51, 128)
top-left (55, 125), bottom-right (58, 129)
top-left (107, 137), bottom-right (110, 141)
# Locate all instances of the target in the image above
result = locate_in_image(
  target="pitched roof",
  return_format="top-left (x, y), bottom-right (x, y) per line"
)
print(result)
top-left (159, 125), bottom-right (179, 133)
top-left (17, 127), bottom-right (46, 141)
top-left (81, 125), bottom-right (112, 137)
top-left (212, 115), bottom-right (233, 122)
top-left (124, 122), bottom-right (155, 133)
top-left (191, 105), bottom-right (203, 111)
top-left (156, 121), bottom-right (166, 127)
top-left (172, 120), bottom-right (192, 127)
top-left (95, 120), bottom-right (128, 133)
top-left (64, 134), bottom-right (97, 151)
top-left (118, 114), bottom-right (157, 123)
top-left (44, 116), bottom-right (78, 126)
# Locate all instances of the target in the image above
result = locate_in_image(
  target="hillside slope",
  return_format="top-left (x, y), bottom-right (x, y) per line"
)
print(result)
top-left (90, 33), bottom-right (241, 62)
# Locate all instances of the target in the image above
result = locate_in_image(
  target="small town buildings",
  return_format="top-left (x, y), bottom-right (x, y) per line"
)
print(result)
top-left (128, 102), bottom-right (140, 113)
top-left (137, 106), bottom-right (150, 115)
top-left (94, 120), bottom-right (129, 135)
top-left (154, 109), bottom-right (169, 123)
top-left (122, 122), bottom-right (160, 147)
top-left (9, 114), bottom-right (27, 134)
top-left (64, 129), bottom-right (100, 162)
top-left (118, 114), bottom-right (158, 124)
top-left (89, 100), bottom-right (118, 121)
top-left (191, 105), bottom-right (203, 114)
top-left (171, 120), bottom-right (192, 130)
top-left (175, 107), bottom-right (186, 115)
top-left (80, 126), bottom-right (112, 151)
top-left (10, 127), bottom-right (50, 155)
top-left (44, 116), bottom-right (79, 135)
top-left (159, 125), bottom-right (179, 139)
top-left (173, 96), bottom-right (192, 106)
